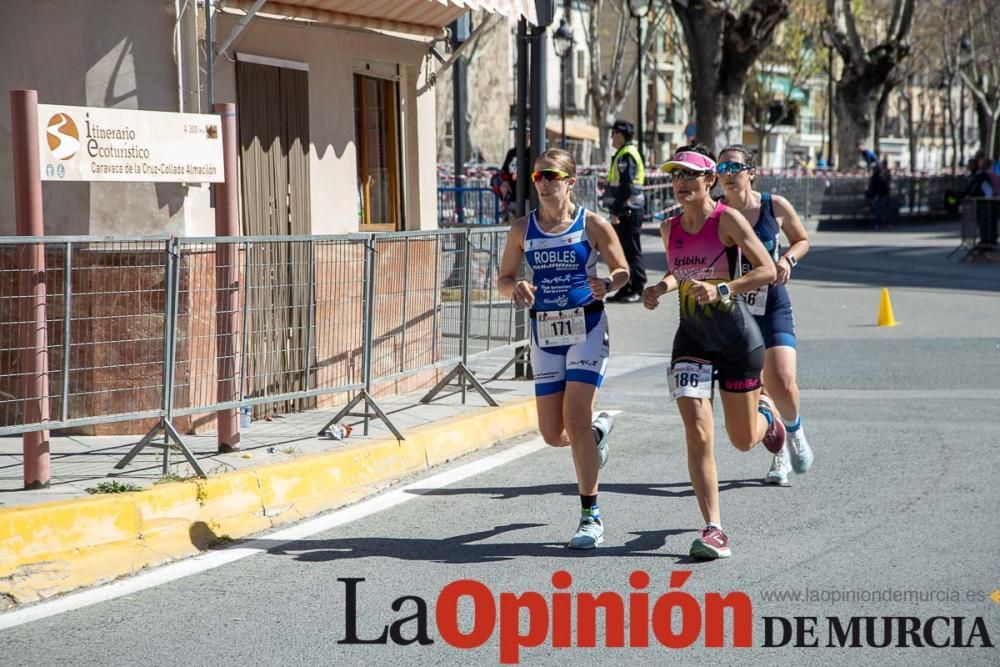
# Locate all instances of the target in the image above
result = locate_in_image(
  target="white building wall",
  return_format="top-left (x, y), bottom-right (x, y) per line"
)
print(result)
top-left (0, 2), bottom-right (441, 236)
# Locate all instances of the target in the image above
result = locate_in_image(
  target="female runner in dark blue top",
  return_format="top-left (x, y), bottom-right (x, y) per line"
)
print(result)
top-left (717, 144), bottom-right (815, 486)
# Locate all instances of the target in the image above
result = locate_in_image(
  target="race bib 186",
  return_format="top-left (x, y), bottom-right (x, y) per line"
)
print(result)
top-left (668, 359), bottom-right (713, 400)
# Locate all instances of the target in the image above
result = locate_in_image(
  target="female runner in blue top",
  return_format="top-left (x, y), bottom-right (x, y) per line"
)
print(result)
top-left (717, 144), bottom-right (814, 486)
top-left (499, 148), bottom-right (630, 549)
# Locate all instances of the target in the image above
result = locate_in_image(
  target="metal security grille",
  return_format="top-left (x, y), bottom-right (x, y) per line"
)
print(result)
top-left (0, 230), bottom-right (530, 479)
top-left (237, 61), bottom-right (312, 418)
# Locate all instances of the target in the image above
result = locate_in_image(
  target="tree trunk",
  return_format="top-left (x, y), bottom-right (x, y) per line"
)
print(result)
top-left (974, 105), bottom-right (992, 158)
top-left (835, 66), bottom-right (909, 168)
top-left (873, 82), bottom-right (893, 153)
top-left (673, 1), bottom-right (726, 150)
top-left (946, 85), bottom-right (957, 173)
top-left (715, 86), bottom-right (746, 150)
top-left (757, 123), bottom-right (773, 167)
top-left (905, 96), bottom-right (916, 175)
top-left (672, 0), bottom-right (790, 152)
top-left (828, 0), bottom-right (916, 168)
top-left (834, 81), bottom-right (876, 169)
top-left (991, 114), bottom-right (1000, 158)
top-left (592, 93), bottom-right (609, 163)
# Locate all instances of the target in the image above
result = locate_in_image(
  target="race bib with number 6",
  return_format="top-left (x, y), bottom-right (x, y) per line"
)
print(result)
top-left (536, 307), bottom-right (587, 348)
top-left (744, 285), bottom-right (768, 316)
top-left (669, 359), bottom-right (713, 400)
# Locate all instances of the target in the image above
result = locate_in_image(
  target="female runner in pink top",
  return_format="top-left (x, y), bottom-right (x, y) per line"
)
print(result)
top-left (643, 143), bottom-right (786, 559)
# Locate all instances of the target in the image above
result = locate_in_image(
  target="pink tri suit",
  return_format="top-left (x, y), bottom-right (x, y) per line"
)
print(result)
top-left (666, 200), bottom-right (765, 394)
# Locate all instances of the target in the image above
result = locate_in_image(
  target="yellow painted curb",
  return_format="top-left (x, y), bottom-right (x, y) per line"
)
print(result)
top-left (0, 397), bottom-right (538, 606)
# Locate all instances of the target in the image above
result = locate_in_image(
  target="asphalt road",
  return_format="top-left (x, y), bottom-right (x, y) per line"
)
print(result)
top-left (2, 223), bottom-right (998, 665)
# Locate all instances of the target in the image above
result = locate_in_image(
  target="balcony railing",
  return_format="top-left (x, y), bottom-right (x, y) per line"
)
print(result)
top-left (797, 117), bottom-right (825, 135)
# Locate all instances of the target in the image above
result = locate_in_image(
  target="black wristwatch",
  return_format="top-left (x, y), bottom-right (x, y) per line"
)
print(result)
top-left (602, 277), bottom-right (613, 292)
top-left (782, 254), bottom-right (798, 268)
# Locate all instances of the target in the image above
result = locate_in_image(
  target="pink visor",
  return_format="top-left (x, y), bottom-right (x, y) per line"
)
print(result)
top-left (661, 151), bottom-right (716, 173)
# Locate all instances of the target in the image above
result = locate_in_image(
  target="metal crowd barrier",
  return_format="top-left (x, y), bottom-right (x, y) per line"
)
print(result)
top-left (439, 167), bottom-right (968, 225)
top-left (743, 175), bottom-right (968, 222)
top-left (950, 198), bottom-right (1000, 262)
top-left (573, 174), bottom-right (601, 214)
top-left (0, 236), bottom-right (169, 430)
top-left (436, 170), bottom-right (679, 227)
top-left (0, 230), bottom-right (529, 480)
top-left (559, 173), bottom-right (966, 224)
top-left (438, 187), bottom-right (501, 226)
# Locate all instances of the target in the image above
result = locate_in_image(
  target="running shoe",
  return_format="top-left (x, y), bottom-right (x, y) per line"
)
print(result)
top-left (567, 515), bottom-right (604, 549)
top-left (605, 289), bottom-right (633, 303)
top-left (757, 394), bottom-right (786, 454)
top-left (690, 525), bottom-right (731, 559)
top-left (764, 445), bottom-right (792, 486)
top-left (787, 428), bottom-right (814, 474)
top-left (592, 411), bottom-right (614, 470)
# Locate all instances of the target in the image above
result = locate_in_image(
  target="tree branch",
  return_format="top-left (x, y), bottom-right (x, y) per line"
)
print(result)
top-left (619, 4), bottom-right (671, 106)
top-left (826, 0), bottom-right (865, 65)
top-left (720, 0), bottom-right (790, 93)
top-left (891, 0), bottom-right (915, 44)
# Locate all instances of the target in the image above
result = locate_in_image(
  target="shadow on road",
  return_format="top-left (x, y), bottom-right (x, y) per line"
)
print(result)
top-left (403, 479), bottom-right (763, 500)
top-left (185, 479), bottom-right (769, 565)
top-left (265, 525), bottom-right (695, 563)
top-left (189, 520), bottom-right (698, 562)
top-left (188, 516), bottom-right (774, 564)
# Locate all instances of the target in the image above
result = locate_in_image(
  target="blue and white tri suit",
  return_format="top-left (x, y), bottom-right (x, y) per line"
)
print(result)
top-left (525, 206), bottom-right (609, 396)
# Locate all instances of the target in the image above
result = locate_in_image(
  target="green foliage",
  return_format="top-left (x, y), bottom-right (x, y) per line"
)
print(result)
top-left (85, 481), bottom-right (143, 494)
top-left (155, 472), bottom-right (198, 485)
top-left (745, 0), bottom-right (825, 152)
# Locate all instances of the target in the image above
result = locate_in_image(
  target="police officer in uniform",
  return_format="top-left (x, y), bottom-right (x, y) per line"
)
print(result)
top-left (603, 120), bottom-right (646, 302)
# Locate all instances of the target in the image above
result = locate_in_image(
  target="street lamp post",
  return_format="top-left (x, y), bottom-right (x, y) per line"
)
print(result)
top-left (552, 17), bottom-right (575, 149)
top-left (958, 36), bottom-right (972, 168)
top-left (628, 0), bottom-right (650, 159)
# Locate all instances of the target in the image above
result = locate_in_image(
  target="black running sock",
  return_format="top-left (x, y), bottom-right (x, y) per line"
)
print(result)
top-left (580, 495), bottom-right (600, 522)
top-left (580, 494), bottom-right (598, 510)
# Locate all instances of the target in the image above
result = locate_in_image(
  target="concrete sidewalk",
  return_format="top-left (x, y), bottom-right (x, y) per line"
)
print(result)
top-left (0, 352), bottom-right (539, 606)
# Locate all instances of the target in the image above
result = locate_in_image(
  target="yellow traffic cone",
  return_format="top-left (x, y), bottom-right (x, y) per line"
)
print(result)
top-left (877, 288), bottom-right (899, 327)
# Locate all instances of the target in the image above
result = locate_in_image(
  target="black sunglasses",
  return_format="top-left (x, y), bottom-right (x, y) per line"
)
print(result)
top-left (671, 169), bottom-right (711, 181)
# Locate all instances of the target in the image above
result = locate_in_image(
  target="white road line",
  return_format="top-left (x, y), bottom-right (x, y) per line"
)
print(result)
top-left (0, 437), bottom-right (550, 630)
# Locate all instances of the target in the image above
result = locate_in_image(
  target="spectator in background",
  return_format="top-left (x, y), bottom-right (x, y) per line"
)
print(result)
top-left (602, 120), bottom-right (647, 303)
top-left (986, 157), bottom-right (1000, 197)
top-left (857, 141), bottom-right (879, 169)
top-left (493, 131), bottom-right (532, 221)
top-left (869, 157), bottom-right (896, 230)
top-left (964, 155), bottom-right (992, 199)
top-left (965, 154), bottom-right (998, 247)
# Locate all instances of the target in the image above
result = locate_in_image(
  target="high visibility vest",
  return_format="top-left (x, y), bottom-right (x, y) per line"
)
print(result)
top-left (608, 143), bottom-right (645, 186)
top-left (605, 142), bottom-right (646, 210)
